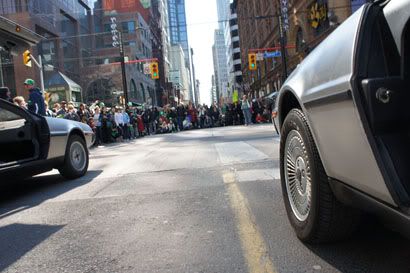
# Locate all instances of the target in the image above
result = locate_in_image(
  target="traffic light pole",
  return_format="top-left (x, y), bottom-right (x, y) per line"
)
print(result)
top-left (30, 54), bottom-right (45, 93)
top-left (118, 31), bottom-right (129, 106)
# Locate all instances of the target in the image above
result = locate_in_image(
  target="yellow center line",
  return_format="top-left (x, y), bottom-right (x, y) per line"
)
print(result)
top-left (223, 172), bottom-right (277, 273)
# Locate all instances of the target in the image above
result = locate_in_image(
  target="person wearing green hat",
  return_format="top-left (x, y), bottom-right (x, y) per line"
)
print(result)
top-left (24, 78), bottom-right (46, 116)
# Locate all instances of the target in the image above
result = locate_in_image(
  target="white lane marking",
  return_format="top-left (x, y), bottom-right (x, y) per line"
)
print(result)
top-left (215, 141), bottom-right (270, 164)
top-left (236, 168), bottom-right (280, 182)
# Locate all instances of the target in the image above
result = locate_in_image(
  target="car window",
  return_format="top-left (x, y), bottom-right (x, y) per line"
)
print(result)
top-left (0, 107), bottom-right (26, 130)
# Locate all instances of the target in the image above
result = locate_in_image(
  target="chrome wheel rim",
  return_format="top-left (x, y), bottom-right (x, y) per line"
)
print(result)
top-left (284, 130), bottom-right (312, 222)
top-left (70, 141), bottom-right (86, 172)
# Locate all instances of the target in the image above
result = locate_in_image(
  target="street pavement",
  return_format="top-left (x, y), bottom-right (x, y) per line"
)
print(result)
top-left (0, 124), bottom-right (409, 273)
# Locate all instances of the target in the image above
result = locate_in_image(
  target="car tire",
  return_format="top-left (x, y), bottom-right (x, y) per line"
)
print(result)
top-left (58, 134), bottom-right (89, 179)
top-left (280, 108), bottom-right (360, 243)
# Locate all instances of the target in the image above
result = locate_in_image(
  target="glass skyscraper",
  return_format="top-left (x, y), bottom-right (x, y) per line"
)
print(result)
top-left (168, 0), bottom-right (190, 66)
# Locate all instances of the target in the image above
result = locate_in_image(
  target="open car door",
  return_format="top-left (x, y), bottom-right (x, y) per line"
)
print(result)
top-left (354, 0), bottom-right (410, 206)
top-left (0, 99), bottom-right (50, 170)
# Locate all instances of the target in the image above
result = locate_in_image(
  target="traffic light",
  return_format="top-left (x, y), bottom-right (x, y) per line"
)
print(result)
top-left (150, 62), bottom-right (159, 80)
top-left (248, 53), bottom-right (257, 71)
top-left (23, 50), bottom-right (32, 67)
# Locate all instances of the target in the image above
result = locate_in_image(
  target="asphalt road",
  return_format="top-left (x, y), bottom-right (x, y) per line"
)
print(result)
top-left (0, 124), bottom-right (409, 273)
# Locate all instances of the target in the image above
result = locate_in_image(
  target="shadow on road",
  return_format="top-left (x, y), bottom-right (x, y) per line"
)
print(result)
top-left (0, 170), bottom-right (102, 220)
top-left (0, 223), bottom-right (64, 272)
top-left (307, 219), bottom-right (410, 272)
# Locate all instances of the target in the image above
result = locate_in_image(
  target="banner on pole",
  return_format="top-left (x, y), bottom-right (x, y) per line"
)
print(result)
top-left (233, 90), bottom-right (239, 103)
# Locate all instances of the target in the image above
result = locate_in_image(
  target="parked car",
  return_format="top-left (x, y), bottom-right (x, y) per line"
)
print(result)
top-left (0, 99), bottom-right (93, 180)
top-left (274, 0), bottom-right (410, 242)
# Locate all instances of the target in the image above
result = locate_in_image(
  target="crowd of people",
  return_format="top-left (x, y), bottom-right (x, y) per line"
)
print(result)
top-left (0, 79), bottom-right (274, 147)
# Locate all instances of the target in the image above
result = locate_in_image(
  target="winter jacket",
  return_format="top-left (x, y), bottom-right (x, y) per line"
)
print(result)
top-left (28, 88), bottom-right (46, 116)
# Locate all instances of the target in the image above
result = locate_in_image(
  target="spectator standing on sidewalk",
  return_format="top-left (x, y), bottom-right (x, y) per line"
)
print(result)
top-left (44, 101), bottom-right (54, 117)
top-left (152, 107), bottom-right (160, 133)
top-left (13, 96), bottom-right (27, 109)
top-left (176, 104), bottom-right (186, 131)
top-left (77, 103), bottom-right (90, 124)
top-left (241, 95), bottom-right (252, 126)
top-left (24, 79), bottom-right (45, 116)
top-left (114, 107), bottom-right (124, 142)
top-left (0, 87), bottom-right (13, 102)
top-left (143, 108), bottom-right (151, 135)
top-left (128, 110), bottom-right (137, 139)
top-left (188, 105), bottom-right (198, 129)
top-left (212, 104), bottom-right (220, 126)
top-left (56, 101), bottom-right (67, 117)
top-left (93, 106), bottom-right (102, 145)
top-left (167, 107), bottom-right (177, 126)
top-left (252, 98), bottom-right (264, 123)
top-left (122, 107), bottom-right (130, 140)
top-left (198, 105), bottom-right (206, 128)
top-left (64, 105), bottom-right (80, 121)
top-left (137, 112), bottom-right (145, 137)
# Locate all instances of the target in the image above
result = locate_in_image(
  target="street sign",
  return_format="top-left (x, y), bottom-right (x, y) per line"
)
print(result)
top-left (143, 63), bottom-right (151, 74)
top-left (281, 0), bottom-right (289, 31)
top-left (264, 51), bottom-right (281, 58)
top-left (169, 70), bottom-right (180, 84)
top-left (256, 53), bottom-right (264, 61)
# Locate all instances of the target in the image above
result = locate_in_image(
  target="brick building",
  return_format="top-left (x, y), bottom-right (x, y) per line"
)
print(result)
top-left (237, 0), bottom-right (367, 98)
top-left (0, 0), bottom-right (93, 100)
top-left (83, 0), bottom-right (156, 106)
top-left (0, 0), bottom-right (165, 106)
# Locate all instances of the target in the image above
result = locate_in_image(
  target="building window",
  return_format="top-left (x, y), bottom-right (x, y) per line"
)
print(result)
top-left (230, 18), bottom-right (238, 26)
top-left (130, 79), bottom-right (137, 99)
top-left (122, 21), bottom-right (136, 33)
top-left (231, 29), bottom-right (238, 37)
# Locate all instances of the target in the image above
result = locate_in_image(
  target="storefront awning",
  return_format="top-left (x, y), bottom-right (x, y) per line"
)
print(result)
top-left (45, 71), bottom-right (82, 93)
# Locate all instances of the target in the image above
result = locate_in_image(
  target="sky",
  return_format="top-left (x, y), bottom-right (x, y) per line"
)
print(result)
top-left (185, 0), bottom-right (218, 105)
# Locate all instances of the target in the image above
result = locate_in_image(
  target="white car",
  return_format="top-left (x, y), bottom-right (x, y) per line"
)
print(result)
top-left (274, 0), bottom-right (410, 242)
top-left (0, 99), bottom-right (93, 180)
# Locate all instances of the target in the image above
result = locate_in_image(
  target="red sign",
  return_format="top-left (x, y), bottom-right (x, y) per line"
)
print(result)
top-left (103, 0), bottom-right (114, 10)
top-left (102, 0), bottom-right (150, 22)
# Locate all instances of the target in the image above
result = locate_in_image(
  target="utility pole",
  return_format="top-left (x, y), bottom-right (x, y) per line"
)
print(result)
top-left (29, 54), bottom-right (45, 93)
top-left (118, 31), bottom-right (129, 106)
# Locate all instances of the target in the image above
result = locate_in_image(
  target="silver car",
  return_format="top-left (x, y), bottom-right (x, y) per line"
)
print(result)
top-left (274, 0), bottom-right (410, 242)
top-left (0, 99), bottom-right (93, 180)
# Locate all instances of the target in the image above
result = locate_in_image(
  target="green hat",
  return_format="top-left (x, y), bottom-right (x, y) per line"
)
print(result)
top-left (24, 79), bottom-right (35, 85)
